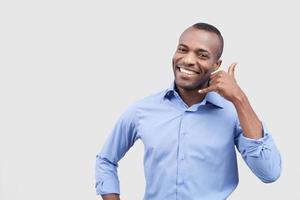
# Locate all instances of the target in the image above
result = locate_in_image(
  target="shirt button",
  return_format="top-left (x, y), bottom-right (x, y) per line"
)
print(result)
top-left (181, 156), bottom-right (185, 160)
top-left (182, 132), bottom-right (187, 135)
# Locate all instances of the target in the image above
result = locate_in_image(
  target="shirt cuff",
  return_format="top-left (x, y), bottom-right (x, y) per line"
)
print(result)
top-left (238, 122), bottom-right (274, 158)
top-left (96, 178), bottom-right (120, 195)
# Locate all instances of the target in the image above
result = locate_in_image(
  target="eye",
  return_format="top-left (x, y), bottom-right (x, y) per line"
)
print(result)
top-left (198, 54), bottom-right (209, 59)
top-left (177, 46), bottom-right (187, 53)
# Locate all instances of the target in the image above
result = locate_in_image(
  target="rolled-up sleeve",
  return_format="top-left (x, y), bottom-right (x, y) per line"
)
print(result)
top-left (95, 105), bottom-right (139, 195)
top-left (235, 121), bottom-right (282, 183)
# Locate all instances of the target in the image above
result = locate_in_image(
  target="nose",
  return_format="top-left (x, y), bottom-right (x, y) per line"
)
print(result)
top-left (182, 52), bottom-right (196, 66)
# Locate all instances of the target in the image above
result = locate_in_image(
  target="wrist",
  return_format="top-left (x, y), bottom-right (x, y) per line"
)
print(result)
top-left (102, 194), bottom-right (120, 200)
top-left (232, 91), bottom-right (248, 106)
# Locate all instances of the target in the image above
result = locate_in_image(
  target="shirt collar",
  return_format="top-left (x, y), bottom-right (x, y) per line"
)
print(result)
top-left (163, 82), bottom-right (224, 109)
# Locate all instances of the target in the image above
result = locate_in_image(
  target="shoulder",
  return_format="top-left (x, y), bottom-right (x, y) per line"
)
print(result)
top-left (119, 89), bottom-right (167, 120)
top-left (131, 89), bottom-right (167, 108)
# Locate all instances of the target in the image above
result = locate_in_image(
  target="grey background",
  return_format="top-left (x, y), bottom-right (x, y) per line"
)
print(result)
top-left (0, 0), bottom-right (299, 199)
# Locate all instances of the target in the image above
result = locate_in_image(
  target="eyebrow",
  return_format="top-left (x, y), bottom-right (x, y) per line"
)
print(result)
top-left (178, 44), bottom-right (211, 55)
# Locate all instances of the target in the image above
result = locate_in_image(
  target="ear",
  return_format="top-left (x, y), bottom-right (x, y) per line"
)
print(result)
top-left (214, 59), bottom-right (222, 70)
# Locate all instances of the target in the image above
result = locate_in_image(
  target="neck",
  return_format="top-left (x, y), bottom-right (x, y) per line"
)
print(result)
top-left (176, 87), bottom-right (206, 107)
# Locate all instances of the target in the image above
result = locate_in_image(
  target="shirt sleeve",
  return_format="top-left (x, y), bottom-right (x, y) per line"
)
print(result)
top-left (235, 121), bottom-right (282, 183)
top-left (95, 105), bottom-right (139, 195)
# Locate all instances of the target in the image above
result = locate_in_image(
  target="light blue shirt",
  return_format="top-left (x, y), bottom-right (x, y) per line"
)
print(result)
top-left (95, 83), bottom-right (281, 200)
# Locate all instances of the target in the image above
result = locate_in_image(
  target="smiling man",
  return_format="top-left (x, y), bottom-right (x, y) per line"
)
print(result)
top-left (95, 23), bottom-right (282, 200)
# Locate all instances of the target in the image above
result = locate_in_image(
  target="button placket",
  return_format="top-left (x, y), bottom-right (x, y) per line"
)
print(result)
top-left (177, 112), bottom-right (188, 185)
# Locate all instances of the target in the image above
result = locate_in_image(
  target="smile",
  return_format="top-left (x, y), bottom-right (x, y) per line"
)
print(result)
top-left (177, 67), bottom-right (200, 76)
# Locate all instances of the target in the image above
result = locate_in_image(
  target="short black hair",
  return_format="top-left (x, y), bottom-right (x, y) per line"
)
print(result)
top-left (192, 22), bottom-right (224, 59)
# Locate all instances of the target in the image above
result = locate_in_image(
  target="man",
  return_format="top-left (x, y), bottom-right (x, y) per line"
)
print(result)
top-left (95, 22), bottom-right (282, 200)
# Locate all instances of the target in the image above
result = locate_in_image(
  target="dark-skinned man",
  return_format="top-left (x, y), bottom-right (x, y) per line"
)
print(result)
top-left (95, 22), bottom-right (281, 200)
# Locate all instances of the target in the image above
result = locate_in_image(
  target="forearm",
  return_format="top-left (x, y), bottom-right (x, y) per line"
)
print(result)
top-left (101, 194), bottom-right (120, 200)
top-left (95, 155), bottom-right (121, 196)
top-left (233, 91), bottom-right (262, 139)
top-left (234, 92), bottom-right (282, 182)
top-left (237, 126), bottom-right (282, 183)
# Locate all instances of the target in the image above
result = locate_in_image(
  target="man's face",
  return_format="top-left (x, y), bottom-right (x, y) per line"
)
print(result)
top-left (172, 27), bottom-right (222, 91)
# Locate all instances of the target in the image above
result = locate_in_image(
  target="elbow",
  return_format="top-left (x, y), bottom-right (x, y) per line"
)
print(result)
top-left (260, 164), bottom-right (282, 183)
top-left (253, 150), bottom-right (282, 183)
top-left (260, 171), bottom-right (281, 183)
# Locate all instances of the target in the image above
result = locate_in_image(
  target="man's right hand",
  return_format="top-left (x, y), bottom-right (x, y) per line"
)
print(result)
top-left (101, 194), bottom-right (120, 200)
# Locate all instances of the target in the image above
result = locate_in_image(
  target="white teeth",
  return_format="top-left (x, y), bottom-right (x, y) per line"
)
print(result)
top-left (179, 68), bottom-right (197, 75)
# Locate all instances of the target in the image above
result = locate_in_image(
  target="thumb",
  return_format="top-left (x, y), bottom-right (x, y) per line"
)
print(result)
top-left (228, 62), bottom-right (237, 78)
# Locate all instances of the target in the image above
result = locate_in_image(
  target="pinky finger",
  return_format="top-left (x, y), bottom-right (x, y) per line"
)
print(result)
top-left (198, 85), bottom-right (218, 94)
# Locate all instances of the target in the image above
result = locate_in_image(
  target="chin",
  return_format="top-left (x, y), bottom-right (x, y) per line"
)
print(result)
top-left (176, 74), bottom-right (210, 90)
top-left (175, 79), bottom-right (201, 91)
